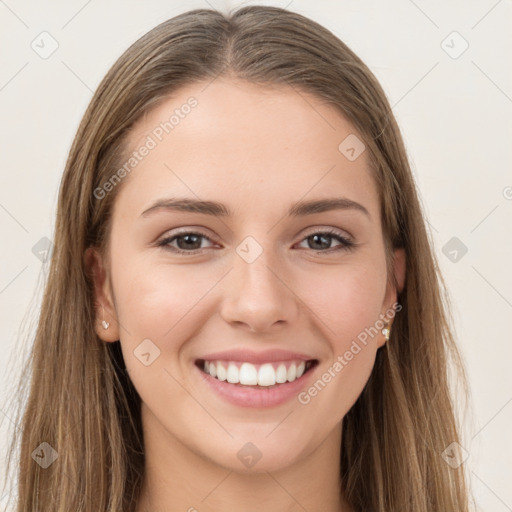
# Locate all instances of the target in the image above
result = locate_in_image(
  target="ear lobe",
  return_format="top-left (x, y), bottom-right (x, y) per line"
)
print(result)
top-left (84, 247), bottom-right (120, 342)
top-left (377, 248), bottom-right (406, 349)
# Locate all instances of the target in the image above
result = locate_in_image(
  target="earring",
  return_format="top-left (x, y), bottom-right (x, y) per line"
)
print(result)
top-left (101, 305), bottom-right (109, 330)
top-left (382, 323), bottom-right (391, 342)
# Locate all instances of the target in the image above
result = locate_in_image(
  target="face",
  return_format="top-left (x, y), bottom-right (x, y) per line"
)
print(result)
top-left (88, 78), bottom-right (405, 473)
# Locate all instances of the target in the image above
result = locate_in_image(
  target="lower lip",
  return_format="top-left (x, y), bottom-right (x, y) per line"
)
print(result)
top-left (194, 362), bottom-right (317, 408)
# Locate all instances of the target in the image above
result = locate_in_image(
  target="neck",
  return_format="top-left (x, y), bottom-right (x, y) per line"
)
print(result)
top-left (135, 405), bottom-right (351, 512)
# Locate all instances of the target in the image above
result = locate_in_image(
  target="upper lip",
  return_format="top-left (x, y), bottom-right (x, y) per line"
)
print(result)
top-left (197, 349), bottom-right (317, 364)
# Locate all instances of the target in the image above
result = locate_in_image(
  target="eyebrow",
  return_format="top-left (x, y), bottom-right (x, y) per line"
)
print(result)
top-left (140, 197), bottom-right (371, 219)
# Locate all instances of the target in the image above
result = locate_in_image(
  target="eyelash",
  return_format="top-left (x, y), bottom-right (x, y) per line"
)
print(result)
top-left (157, 228), bottom-right (356, 255)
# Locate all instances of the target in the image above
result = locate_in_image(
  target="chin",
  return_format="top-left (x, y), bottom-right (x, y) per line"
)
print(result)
top-left (200, 433), bottom-right (310, 475)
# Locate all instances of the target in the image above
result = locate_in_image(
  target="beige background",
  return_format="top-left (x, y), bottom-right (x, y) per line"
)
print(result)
top-left (1, 1), bottom-right (511, 510)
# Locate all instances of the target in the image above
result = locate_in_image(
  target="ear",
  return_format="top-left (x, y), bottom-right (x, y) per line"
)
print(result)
top-left (84, 246), bottom-right (120, 342)
top-left (377, 247), bottom-right (406, 348)
top-left (392, 247), bottom-right (406, 295)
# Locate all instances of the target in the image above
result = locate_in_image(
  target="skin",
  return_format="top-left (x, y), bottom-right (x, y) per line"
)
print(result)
top-left (86, 78), bottom-right (406, 512)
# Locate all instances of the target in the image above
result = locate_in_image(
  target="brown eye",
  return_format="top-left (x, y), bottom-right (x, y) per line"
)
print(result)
top-left (158, 231), bottom-right (215, 254)
top-left (157, 228), bottom-right (355, 256)
top-left (297, 229), bottom-right (354, 253)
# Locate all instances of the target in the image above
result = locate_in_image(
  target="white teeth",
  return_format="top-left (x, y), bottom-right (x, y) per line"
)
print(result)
top-left (239, 362), bottom-right (258, 385)
top-left (258, 363), bottom-right (276, 386)
top-left (200, 359), bottom-right (313, 387)
top-left (216, 362), bottom-right (227, 381)
top-left (287, 363), bottom-right (296, 382)
top-left (226, 363), bottom-right (239, 383)
top-left (276, 364), bottom-right (288, 384)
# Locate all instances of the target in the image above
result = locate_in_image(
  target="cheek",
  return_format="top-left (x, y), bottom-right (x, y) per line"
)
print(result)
top-left (292, 258), bottom-right (386, 414)
top-left (111, 256), bottom-right (227, 394)
top-left (112, 262), bottom-right (213, 410)
top-left (112, 251), bottom-right (214, 340)
top-left (296, 258), bottom-right (387, 349)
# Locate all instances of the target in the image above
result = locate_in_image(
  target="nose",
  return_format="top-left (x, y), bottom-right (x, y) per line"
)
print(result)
top-left (219, 249), bottom-right (299, 334)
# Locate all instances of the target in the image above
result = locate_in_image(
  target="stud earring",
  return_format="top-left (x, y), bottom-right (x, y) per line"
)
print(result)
top-left (101, 305), bottom-right (109, 330)
top-left (382, 323), bottom-right (391, 342)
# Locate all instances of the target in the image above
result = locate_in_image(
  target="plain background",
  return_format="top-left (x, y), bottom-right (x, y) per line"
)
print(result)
top-left (0, 1), bottom-right (511, 510)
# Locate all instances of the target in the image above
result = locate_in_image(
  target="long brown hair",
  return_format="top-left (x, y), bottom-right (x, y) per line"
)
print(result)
top-left (2, 5), bottom-right (470, 511)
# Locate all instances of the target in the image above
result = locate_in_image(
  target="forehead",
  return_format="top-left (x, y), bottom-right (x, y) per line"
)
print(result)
top-left (116, 78), bottom-right (379, 223)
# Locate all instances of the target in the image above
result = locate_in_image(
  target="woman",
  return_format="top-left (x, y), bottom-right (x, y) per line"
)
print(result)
top-left (2, 5), bottom-right (470, 511)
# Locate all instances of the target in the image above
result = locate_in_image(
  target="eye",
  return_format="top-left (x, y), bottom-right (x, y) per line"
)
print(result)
top-left (157, 228), bottom-right (356, 255)
top-left (157, 230), bottom-right (216, 255)
top-left (295, 229), bottom-right (355, 253)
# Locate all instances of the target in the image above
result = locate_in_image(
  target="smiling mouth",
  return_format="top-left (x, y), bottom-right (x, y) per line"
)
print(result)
top-left (195, 359), bottom-right (319, 388)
